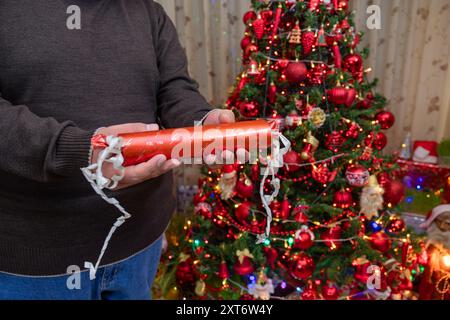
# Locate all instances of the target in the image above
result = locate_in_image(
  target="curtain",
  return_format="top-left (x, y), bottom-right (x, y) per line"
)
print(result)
top-left (156, 0), bottom-right (450, 149)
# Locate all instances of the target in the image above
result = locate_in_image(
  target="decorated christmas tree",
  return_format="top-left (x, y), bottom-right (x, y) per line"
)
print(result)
top-left (155, 0), bottom-right (427, 300)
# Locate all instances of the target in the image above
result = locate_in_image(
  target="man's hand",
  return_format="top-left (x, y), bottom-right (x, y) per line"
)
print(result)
top-left (203, 109), bottom-right (235, 126)
top-left (203, 109), bottom-right (249, 166)
top-left (91, 123), bottom-right (181, 190)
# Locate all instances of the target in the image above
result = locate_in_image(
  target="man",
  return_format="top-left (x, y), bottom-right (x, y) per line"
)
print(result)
top-left (0, 0), bottom-right (234, 299)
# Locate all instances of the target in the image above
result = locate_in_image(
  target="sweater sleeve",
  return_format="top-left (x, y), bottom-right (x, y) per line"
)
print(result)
top-left (0, 92), bottom-right (94, 182)
top-left (153, 2), bottom-right (212, 129)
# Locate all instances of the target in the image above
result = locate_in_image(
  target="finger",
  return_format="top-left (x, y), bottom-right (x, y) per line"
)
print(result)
top-left (124, 155), bottom-right (167, 183)
top-left (218, 110), bottom-right (235, 124)
top-left (236, 148), bottom-right (250, 164)
top-left (158, 159), bottom-right (182, 173)
top-left (204, 154), bottom-right (217, 166)
top-left (203, 109), bottom-right (235, 126)
top-left (107, 123), bottom-right (158, 135)
top-left (146, 124), bottom-right (159, 132)
top-left (220, 150), bottom-right (235, 165)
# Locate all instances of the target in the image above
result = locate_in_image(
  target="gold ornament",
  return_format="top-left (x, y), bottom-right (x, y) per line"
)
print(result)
top-left (308, 108), bottom-right (327, 128)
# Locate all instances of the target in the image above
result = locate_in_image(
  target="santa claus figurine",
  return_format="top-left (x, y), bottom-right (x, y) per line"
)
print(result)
top-left (418, 204), bottom-right (450, 300)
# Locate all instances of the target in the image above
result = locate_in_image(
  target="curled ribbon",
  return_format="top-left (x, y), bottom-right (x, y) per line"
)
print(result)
top-left (81, 136), bottom-right (130, 279)
top-left (258, 132), bottom-right (291, 244)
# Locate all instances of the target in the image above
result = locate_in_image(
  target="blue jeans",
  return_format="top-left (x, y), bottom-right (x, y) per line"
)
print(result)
top-left (0, 237), bottom-right (163, 300)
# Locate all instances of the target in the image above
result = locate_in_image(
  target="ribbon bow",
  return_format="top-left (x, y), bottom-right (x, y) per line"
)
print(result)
top-left (236, 249), bottom-right (254, 264)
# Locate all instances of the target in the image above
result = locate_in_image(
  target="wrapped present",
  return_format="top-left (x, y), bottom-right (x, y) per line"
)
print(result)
top-left (413, 141), bottom-right (438, 164)
top-left (80, 120), bottom-right (291, 277)
top-left (92, 120), bottom-right (280, 167)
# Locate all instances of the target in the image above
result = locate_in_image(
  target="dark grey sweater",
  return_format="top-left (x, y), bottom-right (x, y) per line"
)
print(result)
top-left (0, 0), bottom-right (211, 276)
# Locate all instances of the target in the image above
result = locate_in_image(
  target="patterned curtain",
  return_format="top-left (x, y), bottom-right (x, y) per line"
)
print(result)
top-left (156, 0), bottom-right (450, 149)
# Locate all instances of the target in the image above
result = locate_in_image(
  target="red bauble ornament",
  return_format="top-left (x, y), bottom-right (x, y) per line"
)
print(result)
top-left (345, 122), bottom-right (361, 139)
top-left (243, 43), bottom-right (258, 61)
top-left (327, 87), bottom-right (349, 105)
top-left (286, 61), bottom-right (308, 84)
top-left (302, 30), bottom-right (316, 56)
top-left (365, 132), bottom-right (387, 151)
top-left (240, 36), bottom-right (252, 50)
top-left (243, 11), bottom-right (257, 25)
top-left (176, 259), bottom-right (196, 285)
top-left (260, 9), bottom-right (273, 22)
top-left (343, 54), bottom-right (363, 74)
top-left (346, 165), bottom-right (370, 187)
top-left (345, 88), bottom-right (357, 107)
top-left (383, 180), bottom-right (405, 207)
top-left (290, 253), bottom-right (315, 280)
top-left (236, 175), bottom-right (254, 199)
top-left (234, 256), bottom-right (254, 276)
top-left (235, 202), bottom-right (252, 226)
top-left (370, 232), bottom-right (392, 253)
top-left (321, 226), bottom-right (343, 250)
top-left (322, 282), bottom-right (340, 300)
top-left (218, 261), bottom-right (230, 279)
top-left (333, 190), bottom-right (354, 209)
top-left (283, 151), bottom-right (301, 173)
top-left (285, 111), bottom-right (302, 129)
top-left (326, 131), bottom-right (346, 152)
top-left (376, 111), bottom-right (396, 130)
top-left (252, 15), bottom-right (265, 39)
top-left (238, 100), bottom-right (259, 118)
top-left (307, 63), bottom-right (328, 85)
top-left (294, 226), bottom-right (315, 250)
top-left (293, 205), bottom-right (310, 224)
top-left (386, 218), bottom-right (406, 234)
top-left (312, 164), bottom-right (335, 184)
top-left (195, 202), bottom-right (212, 219)
top-left (301, 282), bottom-right (319, 300)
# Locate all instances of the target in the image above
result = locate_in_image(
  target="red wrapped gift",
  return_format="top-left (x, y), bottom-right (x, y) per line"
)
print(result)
top-left (92, 120), bottom-right (279, 167)
top-left (413, 141), bottom-right (438, 164)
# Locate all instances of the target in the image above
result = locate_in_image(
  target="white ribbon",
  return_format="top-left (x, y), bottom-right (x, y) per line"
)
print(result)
top-left (257, 133), bottom-right (291, 244)
top-left (80, 136), bottom-right (130, 279)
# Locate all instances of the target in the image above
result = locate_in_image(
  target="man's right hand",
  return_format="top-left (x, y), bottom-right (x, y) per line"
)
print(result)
top-left (91, 123), bottom-right (181, 190)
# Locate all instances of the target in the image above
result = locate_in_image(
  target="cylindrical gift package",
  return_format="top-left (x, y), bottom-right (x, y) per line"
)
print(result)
top-left (82, 119), bottom-right (290, 276)
top-left (92, 120), bottom-right (278, 166)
